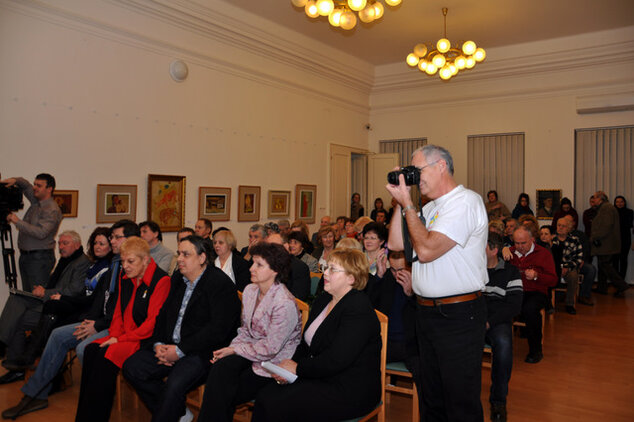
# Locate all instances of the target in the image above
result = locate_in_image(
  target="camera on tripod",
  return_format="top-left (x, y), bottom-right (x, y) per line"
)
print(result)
top-left (0, 183), bottom-right (24, 225)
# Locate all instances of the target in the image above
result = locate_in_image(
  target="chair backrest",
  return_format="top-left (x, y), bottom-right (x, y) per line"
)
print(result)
top-left (309, 272), bottom-right (322, 296)
top-left (295, 298), bottom-right (310, 333)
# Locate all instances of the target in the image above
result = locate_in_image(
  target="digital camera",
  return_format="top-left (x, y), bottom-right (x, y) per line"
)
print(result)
top-left (387, 166), bottom-right (420, 186)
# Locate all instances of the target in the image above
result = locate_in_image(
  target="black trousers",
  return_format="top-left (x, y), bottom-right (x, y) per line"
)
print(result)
top-left (75, 343), bottom-right (119, 422)
top-left (520, 291), bottom-right (548, 355)
top-left (415, 296), bottom-right (486, 422)
top-left (597, 254), bottom-right (628, 292)
top-left (198, 355), bottom-right (273, 422)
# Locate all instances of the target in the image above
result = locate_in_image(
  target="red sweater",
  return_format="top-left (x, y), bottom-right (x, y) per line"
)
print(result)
top-left (509, 244), bottom-right (557, 295)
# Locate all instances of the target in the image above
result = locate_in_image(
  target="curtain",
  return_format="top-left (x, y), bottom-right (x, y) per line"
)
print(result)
top-left (467, 133), bottom-right (525, 211)
top-left (380, 138), bottom-right (427, 207)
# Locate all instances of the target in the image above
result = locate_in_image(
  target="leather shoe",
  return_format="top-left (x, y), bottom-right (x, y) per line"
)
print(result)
top-left (0, 370), bottom-right (25, 385)
top-left (2, 395), bottom-right (48, 419)
top-left (490, 403), bottom-right (507, 421)
top-left (565, 306), bottom-right (577, 315)
top-left (2, 358), bottom-right (34, 372)
top-left (578, 296), bottom-right (594, 306)
top-left (524, 352), bottom-right (543, 364)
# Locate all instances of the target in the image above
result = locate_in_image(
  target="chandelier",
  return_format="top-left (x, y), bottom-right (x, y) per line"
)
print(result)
top-left (291, 0), bottom-right (403, 31)
top-left (406, 8), bottom-right (486, 81)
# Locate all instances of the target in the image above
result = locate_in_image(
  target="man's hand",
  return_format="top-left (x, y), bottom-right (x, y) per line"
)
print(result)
top-left (155, 344), bottom-right (180, 366)
top-left (0, 178), bottom-right (16, 187)
top-left (385, 172), bottom-right (413, 209)
top-left (6, 213), bottom-right (19, 224)
top-left (524, 268), bottom-right (538, 280)
top-left (50, 293), bottom-right (61, 300)
top-left (32, 285), bottom-right (46, 298)
top-left (395, 269), bottom-right (414, 297)
top-left (73, 320), bottom-right (97, 340)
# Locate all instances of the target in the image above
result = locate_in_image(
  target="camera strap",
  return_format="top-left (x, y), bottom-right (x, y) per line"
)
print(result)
top-left (402, 197), bottom-right (426, 263)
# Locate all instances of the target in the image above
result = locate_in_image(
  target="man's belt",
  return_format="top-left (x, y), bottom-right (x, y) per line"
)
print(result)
top-left (416, 291), bottom-right (482, 307)
top-left (19, 249), bottom-right (52, 255)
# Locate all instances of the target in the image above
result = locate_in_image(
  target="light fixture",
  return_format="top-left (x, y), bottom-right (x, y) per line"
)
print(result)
top-left (291, 0), bottom-right (402, 31)
top-left (405, 8), bottom-right (486, 81)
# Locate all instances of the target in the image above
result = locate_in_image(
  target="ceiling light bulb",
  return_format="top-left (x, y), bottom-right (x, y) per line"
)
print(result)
top-left (373, 2), bottom-right (384, 19)
top-left (425, 63), bottom-right (438, 75)
top-left (291, 0), bottom-right (308, 7)
top-left (432, 53), bottom-right (446, 68)
top-left (418, 60), bottom-right (428, 72)
top-left (449, 63), bottom-right (458, 75)
top-left (439, 66), bottom-right (452, 80)
top-left (474, 47), bottom-right (486, 62)
top-left (436, 38), bottom-right (451, 53)
top-left (385, 0), bottom-right (401, 6)
top-left (305, 1), bottom-right (319, 18)
top-left (339, 10), bottom-right (357, 30)
top-left (455, 55), bottom-right (466, 69)
top-left (462, 40), bottom-right (476, 56)
top-left (413, 43), bottom-right (427, 58)
top-left (358, 5), bottom-right (376, 23)
top-left (347, 0), bottom-right (366, 12)
top-left (406, 53), bottom-right (419, 67)
top-left (465, 56), bottom-right (476, 68)
top-left (316, 0), bottom-right (334, 16)
top-left (328, 8), bottom-right (343, 26)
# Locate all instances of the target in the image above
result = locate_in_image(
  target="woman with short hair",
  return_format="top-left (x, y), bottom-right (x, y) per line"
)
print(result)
top-left (213, 229), bottom-right (251, 291)
top-left (287, 231), bottom-right (320, 273)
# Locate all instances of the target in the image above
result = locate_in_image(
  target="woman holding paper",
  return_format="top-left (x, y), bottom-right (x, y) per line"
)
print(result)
top-left (198, 242), bottom-right (301, 422)
top-left (253, 248), bottom-right (382, 422)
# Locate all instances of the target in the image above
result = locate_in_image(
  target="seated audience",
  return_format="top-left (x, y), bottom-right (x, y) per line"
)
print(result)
top-left (362, 222), bottom-right (388, 278)
top-left (253, 248), bottom-right (381, 422)
top-left (369, 197), bottom-right (386, 221)
top-left (213, 229), bottom-right (251, 291)
top-left (311, 226), bottom-right (337, 271)
top-left (266, 233), bottom-right (311, 301)
top-left (123, 235), bottom-right (241, 422)
top-left (484, 233), bottom-right (523, 422)
top-left (486, 190), bottom-right (511, 221)
top-left (240, 224), bottom-right (267, 261)
top-left (552, 217), bottom-right (582, 315)
top-left (311, 216), bottom-right (331, 247)
top-left (287, 231), bottom-right (320, 273)
top-left (289, 220), bottom-right (313, 254)
top-left (139, 220), bottom-right (174, 273)
top-left (335, 216), bottom-right (347, 240)
top-left (277, 219), bottom-right (291, 237)
top-left (168, 227), bottom-right (195, 275)
top-left (511, 193), bottom-right (534, 219)
top-left (1, 221), bottom-right (137, 419)
top-left (503, 218), bottom-right (518, 246)
top-left (263, 222), bottom-right (280, 236)
top-left (509, 226), bottom-right (557, 363)
top-left (195, 218), bottom-right (214, 259)
top-left (489, 219), bottom-right (505, 237)
top-left (350, 192), bottom-right (364, 220)
top-left (198, 243), bottom-right (301, 421)
top-left (75, 237), bottom-right (170, 422)
top-left (551, 197), bottom-right (579, 230)
top-left (0, 231), bottom-right (91, 384)
top-left (375, 209), bottom-right (388, 226)
top-left (539, 225), bottom-right (555, 250)
top-left (344, 218), bottom-right (357, 238)
top-left (613, 195), bottom-right (633, 278)
top-left (518, 215), bottom-right (545, 248)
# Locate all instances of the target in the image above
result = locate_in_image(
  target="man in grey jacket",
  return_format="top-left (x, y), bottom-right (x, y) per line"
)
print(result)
top-left (591, 191), bottom-right (629, 297)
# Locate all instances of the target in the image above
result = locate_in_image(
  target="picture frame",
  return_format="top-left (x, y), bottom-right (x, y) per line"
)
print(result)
top-left (53, 190), bottom-right (78, 218)
top-left (267, 190), bottom-right (291, 218)
top-left (536, 189), bottom-right (562, 220)
top-left (148, 174), bottom-right (186, 232)
top-left (238, 186), bottom-right (261, 222)
top-left (198, 187), bottom-right (231, 221)
top-left (295, 184), bottom-right (316, 224)
top-left (96, 184), bottom-right (137, 223)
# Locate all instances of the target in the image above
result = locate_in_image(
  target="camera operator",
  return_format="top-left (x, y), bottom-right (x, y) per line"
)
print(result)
top-left (1, 175), bottom-right (62, 291)
top-left (386, 145), bottom-right (488, 422)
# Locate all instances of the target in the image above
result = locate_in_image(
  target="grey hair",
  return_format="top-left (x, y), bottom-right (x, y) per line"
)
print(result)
top-left (59, 230), bottom-right (82, 244)
top-left (413, 144), bottom-right (454, 175)
top-left (249, 224), bottom-right (267, 238)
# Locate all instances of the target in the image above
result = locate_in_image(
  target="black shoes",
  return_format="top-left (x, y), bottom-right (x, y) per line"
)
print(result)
top-left (525, 352), bottom-right (543, 364)
top-left (565, 305), bottom-right (577, 315)
top-left (578, 296), bottom-right (594, 306)
top-left (1, 358), bottom-right (34, 372)
top-left (0, 370), bottom-right (25, 385)
top-left (2, 396), bottom-right (48, 419)
top-left (490, 403), bottom-right (507, 422)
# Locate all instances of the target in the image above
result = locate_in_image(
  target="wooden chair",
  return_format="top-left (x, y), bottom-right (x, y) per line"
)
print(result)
top-left (552, 274), bottom-right (583, 312)
top-left (512, 308), bottom-right (545, 344)
top-left (385, 360), bottom-right (419, 422)
top-left (309, 272), bottom-right (322, 297)
top-left (482, 343), bottom-right (492, 368)
top-left (116, 372), bottom-right (139, 412)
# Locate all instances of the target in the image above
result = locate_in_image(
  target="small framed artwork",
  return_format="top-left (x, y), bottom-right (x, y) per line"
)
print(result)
top-left (199, 187), bottom-right (231, 221)
top-left (268, 190), bottom-right (291, 218)
top-left (53, 190), bottom-right (78, 218)
top-left (96, 184), bottom-right (137, 223)
top-left (536, 189), bottom-right (562, 219)
top-left (295, 184), bottom-right (316, 224)
top-left (148, 174), bottom-right (186, 232)
top-left (238, 186), bottom-right (261, 222)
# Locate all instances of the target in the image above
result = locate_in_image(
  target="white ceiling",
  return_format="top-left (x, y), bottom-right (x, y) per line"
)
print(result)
top-left (218, 0), bottom-right (634, 65)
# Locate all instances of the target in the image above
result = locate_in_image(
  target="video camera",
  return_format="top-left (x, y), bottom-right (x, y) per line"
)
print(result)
top-left (0, 183), bottom-right (23, 226)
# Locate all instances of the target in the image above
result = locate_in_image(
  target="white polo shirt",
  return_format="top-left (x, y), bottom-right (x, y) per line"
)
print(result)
top-left (412, 185), bottom-right (488, 298)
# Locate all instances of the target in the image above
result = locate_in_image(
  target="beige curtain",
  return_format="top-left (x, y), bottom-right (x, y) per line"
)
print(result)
top-left (380, 138), bottom-right (427, 207)
top-left (467, 133), bottom-right (525, 210)
top-left (575, 126), bottom-right (634, 219)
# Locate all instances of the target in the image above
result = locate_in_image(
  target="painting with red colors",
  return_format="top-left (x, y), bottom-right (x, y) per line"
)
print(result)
top-left (148, 174), bottom-right (186, 232)
top-left (295, 184), bottom-right (316, 224)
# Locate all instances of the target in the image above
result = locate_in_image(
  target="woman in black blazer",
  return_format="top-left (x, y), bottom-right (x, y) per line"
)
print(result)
top-left (212, 229), bottom-right (251, 291)
top-left (252, 248), bottom-right (381, 422)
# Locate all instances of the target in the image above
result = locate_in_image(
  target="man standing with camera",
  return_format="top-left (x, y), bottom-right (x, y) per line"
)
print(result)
top-left (1, 175), bottom-right (62, 292)
top-left (386, 145), bottom-right (488, 422)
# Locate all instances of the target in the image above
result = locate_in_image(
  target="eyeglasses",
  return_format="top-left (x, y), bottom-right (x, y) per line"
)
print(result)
top-left (324, 265), bottom-right (346, 274)
top-left (109, 234), bottom-right (125, 241)
top-left (364, 236), bottom-right (379, 241)
top-left (414, 160), bottom-right (440, 172)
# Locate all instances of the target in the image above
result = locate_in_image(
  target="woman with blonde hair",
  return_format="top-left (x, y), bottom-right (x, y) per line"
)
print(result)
top-left (213, 229), bottom-right (251, 291)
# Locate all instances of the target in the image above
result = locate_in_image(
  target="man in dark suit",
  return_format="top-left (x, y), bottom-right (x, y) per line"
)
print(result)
top-left (122, 235), bottom-right (241, 422)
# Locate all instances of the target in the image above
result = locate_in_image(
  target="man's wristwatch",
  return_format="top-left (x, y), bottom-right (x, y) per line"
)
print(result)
top-left (401, 204), bottom-right (416, 217)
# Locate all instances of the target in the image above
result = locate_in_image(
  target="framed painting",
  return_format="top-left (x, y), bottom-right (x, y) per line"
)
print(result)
top-left (96, 184), bottom-right (137, 223)
top-left (199, 186), bottom-right (231, 221)
top-left (238, 186), bottom-right (261, 222)
top-left (295, 184), bottom-right (316, 224)
top-left (148, 174), bottom-right (186, 232)
top-left (53, 190), bottom-right (78, 218)
top-left (268, 190), bottom-right (290, 218)
top-left (536, 189), bottom-right (562, 219)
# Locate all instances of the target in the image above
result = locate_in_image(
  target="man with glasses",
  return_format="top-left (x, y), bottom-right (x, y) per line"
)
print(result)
top-left (2, 220), bottom-right (139, 419)
top-left (386, 145), bottom-right (488, 422)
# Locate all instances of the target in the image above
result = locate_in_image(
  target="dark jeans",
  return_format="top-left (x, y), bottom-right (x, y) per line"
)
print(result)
top-left (19, 249), bottom-right (55, 291)
top-left (596, 255), bottom-right (628, 292)
top-left (415, 296), bottom-right (486, 422)
top-left (485, 323), bottom-right (513, 405)
top-left (520, 291), bottom-right (548, 355)
top-left (612, 245), bottom-right (631, 279)
top-left (198, 355), bottom-right (273, 422)
top-left (579, 262), bottom-right (597, 298)
top-left (75, 343), bottom-right (119, 422)
top-left (122, 349), bottom-right (209, 422)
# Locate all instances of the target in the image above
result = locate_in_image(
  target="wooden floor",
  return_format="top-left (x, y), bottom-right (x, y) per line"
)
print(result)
top-left (0, 289), bottom-right (632, 422)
